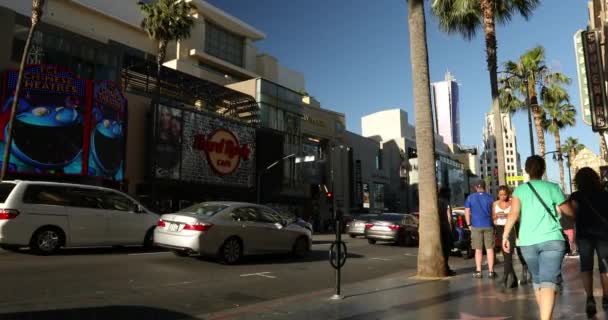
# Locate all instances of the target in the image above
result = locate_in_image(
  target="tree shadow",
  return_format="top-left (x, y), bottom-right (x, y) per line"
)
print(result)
top-left (5, 246), bottom-right (167, 256)
top-left (0, 305), bottom-right (197, 320)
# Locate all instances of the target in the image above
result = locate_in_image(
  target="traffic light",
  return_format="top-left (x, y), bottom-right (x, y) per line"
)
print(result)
top-left (325, 192), bottom-right (333, 200)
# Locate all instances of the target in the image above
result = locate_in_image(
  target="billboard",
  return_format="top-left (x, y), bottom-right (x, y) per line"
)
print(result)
top-left (574, 30), bottom-right (592, 126)
top-left (0, 65), bottom-right (126, 181)
top-left (151, 104), bottom-right (256, 187)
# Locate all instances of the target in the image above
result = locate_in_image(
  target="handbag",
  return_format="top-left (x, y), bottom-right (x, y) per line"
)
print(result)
top-left (527, 183), bottom-right (571, 253)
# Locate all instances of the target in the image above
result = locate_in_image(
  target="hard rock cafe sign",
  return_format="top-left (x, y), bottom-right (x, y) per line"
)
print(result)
top-left (192, 129), bottom-right (251, 175)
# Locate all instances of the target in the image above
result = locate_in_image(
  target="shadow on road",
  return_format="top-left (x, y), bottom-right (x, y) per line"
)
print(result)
top-left (0, 305), bottom-right (197, 320)
top-left (3, 246), bottom-right (167, 256)
top-left (195, 250), bottom-right (365, 265)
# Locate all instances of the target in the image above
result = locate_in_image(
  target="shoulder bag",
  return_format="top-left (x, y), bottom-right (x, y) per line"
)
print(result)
top-left (527, 183), bottom-right (571, 253)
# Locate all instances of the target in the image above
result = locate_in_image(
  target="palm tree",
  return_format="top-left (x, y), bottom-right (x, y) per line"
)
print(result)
top-left (499, 77), bottom-right (525, 114)
top-left (542, 84), bottom-right (576, 191)
top-left (138, 0), bottom-right (196, 99)
top-left (503, 46), bottom-right (571, 158)
top-left (431, 0), bottom-right (540, 188)
top-left (0, 0), bottom-right (46, 181)
top-left (563, 137), bottom-right (585, 187)
top-left (408, 0), bottom-right (445, 278)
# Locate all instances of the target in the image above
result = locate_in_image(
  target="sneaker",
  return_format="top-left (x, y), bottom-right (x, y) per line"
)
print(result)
top-left (473, 271), bottom-right (482, 278)
top-left (587, 297), bottom-right (597, 316)
top-left (488, 271), bottom-right (498, 279)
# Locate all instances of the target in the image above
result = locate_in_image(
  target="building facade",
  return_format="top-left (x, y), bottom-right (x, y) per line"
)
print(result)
top-left (572, 147), bottom-right (608, 179)
top-left (431, 71), bottom-right (460, 146)
top-left (479, 112), bottom-right (523, 195)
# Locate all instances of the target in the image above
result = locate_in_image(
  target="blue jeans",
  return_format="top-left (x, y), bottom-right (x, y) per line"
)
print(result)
top-left (519, 240), bottom-right (566, 290)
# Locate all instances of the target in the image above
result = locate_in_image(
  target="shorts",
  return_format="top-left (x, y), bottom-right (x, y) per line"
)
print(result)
top-left (520, 240), bottom-right (566, 291)
top-left (577, 238), bottom-right (608, 273)
top-left (471, 227), bottom-right (494, 250)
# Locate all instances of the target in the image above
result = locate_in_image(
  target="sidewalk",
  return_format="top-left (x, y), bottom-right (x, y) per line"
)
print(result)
top-left (200, 257), bottom-right (599, 320)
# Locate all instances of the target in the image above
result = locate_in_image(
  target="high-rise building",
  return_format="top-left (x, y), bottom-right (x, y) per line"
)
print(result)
top-left (479, 112), bottom-right (522, 195)
top-left (431, 71), bottom-right (460, 146)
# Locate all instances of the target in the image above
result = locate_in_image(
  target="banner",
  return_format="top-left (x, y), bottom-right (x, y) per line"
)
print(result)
top-left (574, 30), bottom-right (592, 126)
top-left (582, 30), bottom-right (608, 131)
top-left (0, 65), bottom-right (127, 181)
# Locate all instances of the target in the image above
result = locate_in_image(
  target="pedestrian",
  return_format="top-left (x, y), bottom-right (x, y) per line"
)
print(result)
top-left (502, 155), bottom-right (573, 320)
top-left (560, 212), bottom-right (578, 258)
top-left (438, 187), bottom-right (456, 276)
top-left (569, 167), bottom-right (608, 317)
top-left (464, 180), bottom-right (497, 279)
top-left (492, 185), bottom-right (528, 288)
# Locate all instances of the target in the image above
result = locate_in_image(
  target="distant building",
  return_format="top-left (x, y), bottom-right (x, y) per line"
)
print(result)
top-left (479, 112), bottom-right (522, 196)
top-left (432, 71), bottom-right (461, 146)
top-left (572, 147), bottom-right (607, 181)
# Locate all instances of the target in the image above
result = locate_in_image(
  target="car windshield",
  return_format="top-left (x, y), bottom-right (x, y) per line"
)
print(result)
top-left (178, 203), bottom-right (228, 216)
top-left (375, 214), bottom-right (404, 222)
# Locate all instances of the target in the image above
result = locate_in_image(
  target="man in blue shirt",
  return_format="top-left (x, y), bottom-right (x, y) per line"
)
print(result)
top-left (465, 180), bottom-right (496, 279)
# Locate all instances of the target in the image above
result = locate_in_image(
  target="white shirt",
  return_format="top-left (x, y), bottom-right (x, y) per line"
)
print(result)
top-left (494, 203), bottom-right (511, 226)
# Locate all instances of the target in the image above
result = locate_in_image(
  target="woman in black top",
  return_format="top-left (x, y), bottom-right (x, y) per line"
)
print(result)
top-left (570, 167), bottom-right (608, 317)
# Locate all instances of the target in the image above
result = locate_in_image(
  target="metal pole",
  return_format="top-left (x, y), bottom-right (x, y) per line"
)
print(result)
top-left (567, 156), bottom-right (573, 194)
top-left (330, 144), bottom-right (343, 300)
top-left (524, 76), bottom-right (535, 156)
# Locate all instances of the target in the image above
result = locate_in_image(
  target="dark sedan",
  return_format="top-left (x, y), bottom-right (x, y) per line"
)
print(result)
top-left (364, 213), bottom-right (419, 246)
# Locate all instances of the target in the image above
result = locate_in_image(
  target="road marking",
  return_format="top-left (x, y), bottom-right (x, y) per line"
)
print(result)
top-left (240, 272), bottom-right (276, 279)
top-left (371, 257), bottom-right (391, 261)
top-left (403, 253), bottom-right (417, 257)
top-left (128, 252), bottom-right (169, 256)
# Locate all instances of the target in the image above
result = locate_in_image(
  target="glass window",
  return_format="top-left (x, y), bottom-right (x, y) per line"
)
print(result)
top-left (204, 21), bottom-right (244, 67)
top-left (68, 188), bottom-right (105, 209)
top-left (179, 203), bottom-right (228, 216)
top-left (232, 207), bottom-right (258, 222)
top-left (0, 183), bottom-right (16, 203)
top-left (102, 191), bottom-right (136, 212)
top-left (23, 185), bottom-right (71, 206)
top-left (257, 208), bottom-right (282, 224)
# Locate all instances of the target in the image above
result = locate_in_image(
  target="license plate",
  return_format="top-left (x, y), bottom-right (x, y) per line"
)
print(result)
top-left (169, 223), bottom-right (179, 232)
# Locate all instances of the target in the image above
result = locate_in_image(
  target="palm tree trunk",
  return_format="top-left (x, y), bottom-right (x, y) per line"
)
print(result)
top-left (481, 0), bottom-right (506, 188)
top-left (0, 0), bottom-right (45, 181)
top-left (533, 106), bottom-right (546, 157)
top-left (156, 39), bottom-right (168, 102)
top-left (407, 0), bottom-right (445, 278)
top-left (554, 131), bottom-right (564, 191)
top-left (599, 131), bottom-right (608, 162)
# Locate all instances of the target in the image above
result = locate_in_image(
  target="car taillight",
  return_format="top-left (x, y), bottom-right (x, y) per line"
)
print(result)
top-left (157, 219), bottom-right (166, 227)
top-left (0, 209), bottom-right (19, 220)
top-left (365, 223), bottom-right (373, 229)
top-left (183, 223), bottom-right (213, 232)
top-left (389, 225), bottom-right (401, 231)
top-left (457, 216), bottom-right (464, 228)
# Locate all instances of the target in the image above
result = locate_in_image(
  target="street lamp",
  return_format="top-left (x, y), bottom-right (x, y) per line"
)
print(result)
top-left (499, 70), bottom-right (535, 157)
top-left (256, 153), bottom-right (296, 204)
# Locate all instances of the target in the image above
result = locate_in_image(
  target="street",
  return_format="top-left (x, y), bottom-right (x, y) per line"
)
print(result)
top-left (0, 235), bottom-right (419, 319)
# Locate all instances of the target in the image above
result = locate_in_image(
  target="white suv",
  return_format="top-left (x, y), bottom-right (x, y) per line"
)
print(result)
top-left (0, 180), bottom-right (159, 254)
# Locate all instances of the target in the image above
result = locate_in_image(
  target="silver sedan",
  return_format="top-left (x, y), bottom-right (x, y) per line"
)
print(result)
top-left (153, 202), bottom-right (312, 264)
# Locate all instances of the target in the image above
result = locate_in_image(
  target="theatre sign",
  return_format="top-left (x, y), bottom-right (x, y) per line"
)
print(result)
top-left (582, 30), bottom-right (608, 131)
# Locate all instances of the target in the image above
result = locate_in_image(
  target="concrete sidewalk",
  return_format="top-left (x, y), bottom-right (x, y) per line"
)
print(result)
top-left (200, 257), bottom-right (600, 320)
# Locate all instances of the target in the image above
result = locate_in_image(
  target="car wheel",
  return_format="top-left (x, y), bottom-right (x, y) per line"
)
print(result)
top-left (143, 228), bottom-right (155, 249)
top-left (402, 233), bottom-right (413, 247)
top-left (173, 250), bottom-right (189, 257)
top-left (292, 237), bottom-right (310, 258)
top-left (368, 239), bottom-right (376, 245)
top-left (349, 234), bottom-right (357, 238)
top-left (30, 227), bottom-right (63, 255)
top-left (219, 237), bottom-right (243, 265)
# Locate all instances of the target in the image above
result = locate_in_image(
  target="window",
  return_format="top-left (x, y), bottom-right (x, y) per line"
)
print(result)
top-left (232, 207), bottom-right (258, 222)
top-left (376, 150), bottom-right (383, 170)
top-left (102, 191), bottom-right (136, 212)
top-left (205, 21), bottom-right (244, 67)
top-left (257, 208), bottom-right (282, 224)
top-left (179, 203), bottom-right (227, 216)
top-left (0, 183), bottom-right (16, 203)
top-left (23, 185), bottom-right (71, 206)
top-left (69, 187), bottom-right (106, 209)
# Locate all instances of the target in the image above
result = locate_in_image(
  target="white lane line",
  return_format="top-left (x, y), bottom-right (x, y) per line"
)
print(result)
top-left (403, 253), bottom-right (417, 257)
top-left (128, 252), bottom-right (169, 256)
top-left (240, 272), bottom-right (276, 279)
top-left (371, 257), bottom-right (391, 261)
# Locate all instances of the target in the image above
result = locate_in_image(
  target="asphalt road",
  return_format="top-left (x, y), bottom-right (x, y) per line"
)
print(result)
top-left (0, 234), bottom-right (420, 319)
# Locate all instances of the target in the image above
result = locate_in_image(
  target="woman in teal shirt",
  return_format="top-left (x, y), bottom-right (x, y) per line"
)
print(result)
top-left (502, 155), bottom-right (574, 320)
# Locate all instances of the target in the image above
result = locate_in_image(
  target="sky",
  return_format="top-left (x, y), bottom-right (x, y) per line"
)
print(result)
top-left (207, 0), bottom-right (596, 185)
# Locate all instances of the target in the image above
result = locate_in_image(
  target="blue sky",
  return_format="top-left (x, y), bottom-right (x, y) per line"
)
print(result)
top-left (208, 0), bottom-right (595, 184)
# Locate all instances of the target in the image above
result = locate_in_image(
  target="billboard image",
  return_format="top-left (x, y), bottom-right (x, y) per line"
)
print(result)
top-left (88, 80), bottom-right (127, 180)
top-left (0, 65), bottom-right (87, 175)
top-left (0, 64), bottom-right (128, 181)
top-left (151, 104), bottom-right (255, 187)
